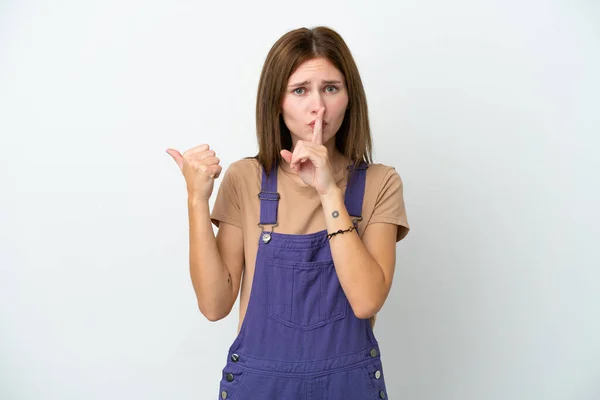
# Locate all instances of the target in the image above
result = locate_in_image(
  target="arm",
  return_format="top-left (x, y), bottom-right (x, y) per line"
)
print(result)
top-left (167, 145), bottom-right (245, 322)
top-left (320, 188), bottom-right (397, 319)
top-left (188, 197), bottom-right (244, 322)
top-left (279, 109), bottom-right (404, 319)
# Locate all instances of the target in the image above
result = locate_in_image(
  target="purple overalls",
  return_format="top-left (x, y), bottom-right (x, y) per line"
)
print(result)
top-left (217, 162), bottom-right (389, 399)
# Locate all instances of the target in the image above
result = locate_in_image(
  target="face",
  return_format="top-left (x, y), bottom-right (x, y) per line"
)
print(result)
top-left (281, 57), bottom-right (349, 147)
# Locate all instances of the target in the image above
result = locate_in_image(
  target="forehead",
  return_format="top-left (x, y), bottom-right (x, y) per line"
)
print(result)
top-left (288, 57), bottom-right (344, 81)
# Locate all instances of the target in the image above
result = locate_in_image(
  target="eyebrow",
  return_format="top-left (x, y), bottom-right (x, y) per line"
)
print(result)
top-left (287, 80), bottom-right (343, 88)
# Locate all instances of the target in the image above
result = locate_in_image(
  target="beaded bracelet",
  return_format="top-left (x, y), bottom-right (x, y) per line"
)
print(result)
top-left (327, 225), bottom-right (356, 240)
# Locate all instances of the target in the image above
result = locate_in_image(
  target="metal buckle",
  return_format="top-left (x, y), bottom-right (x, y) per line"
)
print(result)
top-left (350, 216), bottom-right (363, 226)
top-left (257, 222), bottom-right (278, 243)
top-left (257, 191), bottom-right (280, 201)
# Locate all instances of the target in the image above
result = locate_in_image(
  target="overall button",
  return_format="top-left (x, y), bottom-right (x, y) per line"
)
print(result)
top-left (370, 348), bottom-right (379, 358)
top-left (221, 390), bottom-right (228, 399)
top-left (231, 354), bottom-right (240, 362)
top-left (225, 373), bottom-right (234, 382)
top-left (262, 233), bottom-right (271, 243)
top-left (379, 390), bottom-right (386, 399)
top-left (375, 370), bottom-right (381, 379)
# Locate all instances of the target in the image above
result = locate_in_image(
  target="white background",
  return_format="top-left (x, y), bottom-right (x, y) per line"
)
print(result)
top-left (1, 0), bottom-right (599, 399)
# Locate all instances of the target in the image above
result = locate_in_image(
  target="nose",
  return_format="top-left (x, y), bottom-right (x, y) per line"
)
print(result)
top-left (310, 91), bottom-right (325, 114)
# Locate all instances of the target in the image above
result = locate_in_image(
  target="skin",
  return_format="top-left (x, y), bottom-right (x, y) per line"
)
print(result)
top-left (278, 57), bottom-right (398, 319)
top-left (279, 57), bottom-right (349, 190)
top-left (166, 57), bottom-right (399, 324)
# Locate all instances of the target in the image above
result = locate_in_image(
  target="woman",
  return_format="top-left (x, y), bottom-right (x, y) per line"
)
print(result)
top-left (167, 26), bottom-right (409, 399)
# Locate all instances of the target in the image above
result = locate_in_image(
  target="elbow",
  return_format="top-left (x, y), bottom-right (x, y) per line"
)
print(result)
top-left (204, 311), bottom-right (225, 322)
top-left (198, 302), bottom-right (229, 322)
top-left (351, 278), bottom-right (390, 319)
top-left (353, 308), bottom-right (375, 320)
top-left (351, 300), bottom-right (380, 320)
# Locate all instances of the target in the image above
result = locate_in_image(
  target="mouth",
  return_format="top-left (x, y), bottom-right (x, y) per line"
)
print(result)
top-left (308, 121), bottom-right (328, 128)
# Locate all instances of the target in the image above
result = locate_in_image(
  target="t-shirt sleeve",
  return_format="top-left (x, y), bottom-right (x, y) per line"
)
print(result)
top-left (210, 164), bottom-right (242, 229)
top-left (368, 167), bottom-right (410, 242)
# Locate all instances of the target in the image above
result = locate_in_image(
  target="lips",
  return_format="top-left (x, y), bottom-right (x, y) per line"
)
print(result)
top-left (309, 121), bottom-right (328, 128)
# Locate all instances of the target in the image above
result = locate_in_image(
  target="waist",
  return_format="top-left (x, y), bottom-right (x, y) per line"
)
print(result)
top-left (226, 344), bottom-right (381, 377)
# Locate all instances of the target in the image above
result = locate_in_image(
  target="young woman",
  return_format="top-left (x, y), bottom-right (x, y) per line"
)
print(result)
top-left (167, 26), bottom-right (410, 399)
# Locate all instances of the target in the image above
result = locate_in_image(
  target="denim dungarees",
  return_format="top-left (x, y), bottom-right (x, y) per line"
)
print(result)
top-left (217, 162), bottom-right (389, 399)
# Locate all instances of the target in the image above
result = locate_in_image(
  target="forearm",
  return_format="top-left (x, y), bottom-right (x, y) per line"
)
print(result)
top-left (320, 188), bottom-right (387, 319)
top-left (187, 196), bottom-right (234, 321)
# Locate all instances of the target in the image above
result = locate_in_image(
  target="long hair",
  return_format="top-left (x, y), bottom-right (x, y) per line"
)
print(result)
top-left (254, 26), bottom-right (373, 175)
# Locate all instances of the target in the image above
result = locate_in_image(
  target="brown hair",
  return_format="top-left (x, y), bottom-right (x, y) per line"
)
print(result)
top-left (254, 26), bottom-right (373, 175)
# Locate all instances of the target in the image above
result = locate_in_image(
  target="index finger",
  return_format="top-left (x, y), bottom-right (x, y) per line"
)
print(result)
top-left (311, 107), bottom-right (325, 145)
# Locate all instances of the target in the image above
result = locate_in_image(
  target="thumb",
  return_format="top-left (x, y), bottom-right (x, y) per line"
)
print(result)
top-left (280, 150), bottom-right (292, 165)
top-left (166, 148), bottom-right (184, 170)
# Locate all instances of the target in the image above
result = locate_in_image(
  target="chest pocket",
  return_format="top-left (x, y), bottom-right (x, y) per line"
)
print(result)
top-left (267, 257), bottom-right (347, 330)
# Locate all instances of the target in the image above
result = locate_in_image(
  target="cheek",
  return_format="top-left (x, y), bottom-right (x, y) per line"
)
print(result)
top-left (282, 99), bottom-right (303, 122)
top-left (328, 104), bottom-right (346, 124)
top-left (328, 96), bottom-right (348, 117)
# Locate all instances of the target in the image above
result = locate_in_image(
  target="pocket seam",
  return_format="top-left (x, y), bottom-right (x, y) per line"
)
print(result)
top-left (267, 257), bottom-right (347, 330)
top-left (269, 257), bottom-right (335, 269)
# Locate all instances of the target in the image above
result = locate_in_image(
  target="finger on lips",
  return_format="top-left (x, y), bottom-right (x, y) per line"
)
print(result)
top-left (311, 107), bottom-right (325, 145)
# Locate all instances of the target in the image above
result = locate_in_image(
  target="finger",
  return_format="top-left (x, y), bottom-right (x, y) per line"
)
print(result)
top-left (290, 142), bottom-right (309, 168)
top-left (184, 144), bottom-right (210, 156)
top-left (200, 156), bottom-right (220, 167)
top-left (290, 146), bottom-right (314, 170)
top-left (208, 164), bottom-right (222, 179)
top-left (311, 107), bottom-right (325, 145)
top-left (166, 148), bottom-right (184, 170)
top-left (196, 150), bottom-right (216, 161)
top-left (280, 150), bottom-right (293, 165)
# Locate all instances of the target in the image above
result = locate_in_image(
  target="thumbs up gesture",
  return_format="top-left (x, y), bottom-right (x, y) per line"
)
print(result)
top-left (166, 144), bottom-right (222, 201)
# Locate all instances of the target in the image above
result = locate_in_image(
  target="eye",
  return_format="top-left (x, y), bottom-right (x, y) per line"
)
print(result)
top-left (325, 85), bottom-right (339, 93)
top-left (293, 87), bottom-right (305, 95)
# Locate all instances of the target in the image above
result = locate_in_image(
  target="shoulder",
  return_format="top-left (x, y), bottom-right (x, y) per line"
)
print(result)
top-left (227, 157), bottom-right (260, 172)
top-left (366, 163), bottom-right (397, 176)
top-left (213, 158), bottom-right (262, 213)
top-left (223, 157), bottom-right (261, 181)
top-left (361, 162), bottom-right (409, 241)
top-left (365, 163), bottom-right (403, 190)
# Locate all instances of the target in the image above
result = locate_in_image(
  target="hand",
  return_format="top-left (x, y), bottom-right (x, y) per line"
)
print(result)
top-left (166, 144), bottom-right (222, 201)
top-left (280, 107), bottom-right (337, 196)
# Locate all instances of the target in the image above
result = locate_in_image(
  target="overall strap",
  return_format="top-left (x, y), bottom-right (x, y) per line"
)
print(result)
top-left (258, 161), bottom-right (368, 233)
top-left (344, 161), bottom-right (369, 227)
top-left (258, 163), bottom-right (279, 227)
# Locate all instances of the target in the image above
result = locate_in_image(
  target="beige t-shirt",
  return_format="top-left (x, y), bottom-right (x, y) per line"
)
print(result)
top-left (210, 157), bottom-right (410, 330)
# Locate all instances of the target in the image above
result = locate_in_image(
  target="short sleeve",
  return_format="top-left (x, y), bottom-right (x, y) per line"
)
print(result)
top-left (210, 164), bottom-right (242, 229)
top-left (368, 167), bottom-right (410, 242)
